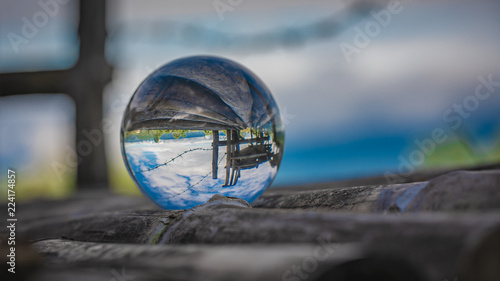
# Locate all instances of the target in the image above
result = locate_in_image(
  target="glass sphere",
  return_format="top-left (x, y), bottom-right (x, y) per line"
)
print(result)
top-left (121, 56), bottom-right (285, 210)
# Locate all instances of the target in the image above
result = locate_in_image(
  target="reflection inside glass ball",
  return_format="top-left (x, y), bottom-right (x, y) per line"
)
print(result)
top-left (121, 56), bottom-right (284, 210)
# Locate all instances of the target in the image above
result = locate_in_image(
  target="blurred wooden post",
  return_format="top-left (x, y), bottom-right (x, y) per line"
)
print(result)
top-left (0, 0), bottom-right (112, 188)
top-left (71, 0), bottom-right (111, 187)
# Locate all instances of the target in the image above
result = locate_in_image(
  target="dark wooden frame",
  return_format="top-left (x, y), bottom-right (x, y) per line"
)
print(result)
top-left (0, 1), bottom-right (112, 188)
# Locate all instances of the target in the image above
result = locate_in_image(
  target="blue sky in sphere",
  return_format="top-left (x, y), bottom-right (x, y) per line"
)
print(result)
top-left (123, 135), bottom-right (275, 209)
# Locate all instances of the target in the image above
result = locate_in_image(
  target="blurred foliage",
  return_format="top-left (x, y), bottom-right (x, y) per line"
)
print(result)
top-left (0, 167), bottom-right (75, 202)
top-left (424, 136), bottom-right (500, 168)
top-left (109, 162), bottom-right (139, 196)
top-left (125, 129), bottom-right (212, 143)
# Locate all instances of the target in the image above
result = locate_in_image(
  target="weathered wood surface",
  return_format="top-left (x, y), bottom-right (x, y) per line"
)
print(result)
top-left (14, 192), bottom-right (165, 244)
top-left (2, 168), bottom-right (500, 281)
top-left (162, 197), bottom-right (500, 281)
top-left (14, 191), bottom-right (500, 244)
top-left (30, 239), bottom-right (367, 281)
top-left (254, 170), bottom-right (500, 212)
top-left (8, 195), bottom-right (500, 281)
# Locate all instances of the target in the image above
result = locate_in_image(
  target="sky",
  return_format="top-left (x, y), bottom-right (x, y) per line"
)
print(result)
top-left (1, 0), bottom-right (500, 199)
top-left (124, 134), bottom-right (276, 209)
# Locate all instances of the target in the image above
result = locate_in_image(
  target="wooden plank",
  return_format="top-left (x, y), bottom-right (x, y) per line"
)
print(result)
top-left (217, 135), bottom-right (269, 146)
top-left (7, 194), bottom-right (500, 280)
top-left (9, 170), bottom-right (500, 245)
top-left (253, 170), bottom-right (500, 212)
top-left (12, 194), bottom-right (499, 245)
top-left (3, 169), bottom-right (500, 280)
top-left (16, 209), bottom-right (179, 244)
top-left (0, 70), bottom-right (69, 96)
top-left (160, 199), bottom-right (500, 280)
top-left (13, 191), bottom-right (157, 223)
top-left (30, 239), bottom-right (365, 281)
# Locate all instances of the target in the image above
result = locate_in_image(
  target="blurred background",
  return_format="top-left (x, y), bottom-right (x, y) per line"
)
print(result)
top-left (1, 0), bottom-right (499, 200)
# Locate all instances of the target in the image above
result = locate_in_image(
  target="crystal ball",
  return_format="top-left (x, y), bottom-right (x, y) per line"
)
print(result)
top-left (121, 56), bottom-right (285, 210)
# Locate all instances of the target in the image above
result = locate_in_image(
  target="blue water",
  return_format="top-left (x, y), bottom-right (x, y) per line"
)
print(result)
top-left (273, 135), bottom-right (409, 186)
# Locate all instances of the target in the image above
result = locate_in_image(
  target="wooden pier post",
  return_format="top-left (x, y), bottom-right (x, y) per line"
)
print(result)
top-left (212, 130), bottom-right (219, 179)
top-left (224, 130), bottom-right (232, 186)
